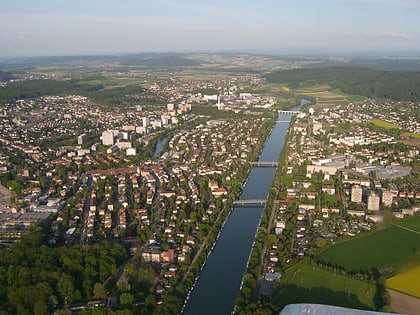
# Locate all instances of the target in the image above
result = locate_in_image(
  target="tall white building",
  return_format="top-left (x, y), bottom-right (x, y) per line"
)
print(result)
top-left (77, 133), bottom-right (87, 145)
top-left (351, 185), bottom-right (363, 204)
top-left (142, 117), bottom-right (150, 127)
top-left (381, 190), bottom-right (394, 207)
top-left (367, 191), bottom-right (380, 211)
top-left (102, 130), bottom-right (115, 146)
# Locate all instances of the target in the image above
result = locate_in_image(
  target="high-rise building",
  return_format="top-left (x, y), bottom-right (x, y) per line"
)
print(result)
top-left (142, 117), bottom-right (150, 127)
top-left (77, 133), bottom-right (87, 145)
top-left (102, 130), bottom-right (115, 146)
top-left (351, 185), bottom-right (362, 204)
top-left (367, 191), bottom-right (380, 211)
top-left (381, 190), bottom-right (394, 207)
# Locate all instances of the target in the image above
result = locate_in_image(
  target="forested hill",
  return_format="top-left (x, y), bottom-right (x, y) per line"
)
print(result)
top-left (264, 67), bottom-right (420, 101)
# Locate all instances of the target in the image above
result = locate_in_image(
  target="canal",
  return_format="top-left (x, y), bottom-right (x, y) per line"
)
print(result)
top-left (182, 102), bottom-right (305, 315)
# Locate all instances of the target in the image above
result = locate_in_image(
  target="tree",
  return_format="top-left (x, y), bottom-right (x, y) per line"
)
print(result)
top-left (33, 300), bottom-right (48, 315)
top-left (120, 293), bottom-right (134, 307)
top-left (93, 282), bottom-right (108, 300)
top-left (57, 275), bottom-right (74, 304)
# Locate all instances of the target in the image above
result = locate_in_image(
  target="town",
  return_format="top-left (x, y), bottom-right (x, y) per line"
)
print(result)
top-left (0, 56), bottom-right (419, 315)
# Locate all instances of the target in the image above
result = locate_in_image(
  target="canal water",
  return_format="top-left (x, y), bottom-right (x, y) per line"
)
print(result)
top-left (152, 134), bottom-right (170, 159)
top-left (182, 102), bottom-right (305, 315)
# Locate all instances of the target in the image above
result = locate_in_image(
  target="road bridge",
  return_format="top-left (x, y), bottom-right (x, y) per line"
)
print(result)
top-left (278, 110), bottom-right (299, 115)
top-left (250, 161), bottom-right (278, 167)
top-left (233, 199), bottom-right (266, 207)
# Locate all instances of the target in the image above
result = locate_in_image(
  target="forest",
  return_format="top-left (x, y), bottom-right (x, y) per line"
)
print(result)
top-left (264, 66), bottom-right (420, 101)
top-left (0, 79), bottom-right (148, 107)
top-left (0, 223), bottom-right (128, 314)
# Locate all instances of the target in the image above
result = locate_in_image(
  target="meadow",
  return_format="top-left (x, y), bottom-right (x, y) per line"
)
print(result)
top-left (272, 262), bottom-right (377, 310)
top-left (316, 219), bottom-right (420, 273)
top-left (369, 119), bottom-right (400, 129)
top-left (294, 85), bottom-right (365, 105)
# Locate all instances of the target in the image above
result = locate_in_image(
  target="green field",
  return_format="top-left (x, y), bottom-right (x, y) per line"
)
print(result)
top-left (80, 77), bottom-right (144, 87)
top-left (272, 262), bottom-right (377, 310)
top-left (316, 220), bottom-right (420, 273)
top-left (369, 119), bottom-right (399, 129)
top-left (397, 216), bottom-right (420, 232)
top-left (402, 132), bottom-right (420, 139)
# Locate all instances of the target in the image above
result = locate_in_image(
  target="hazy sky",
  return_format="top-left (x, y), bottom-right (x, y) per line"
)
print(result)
top-left (1, 0), bottom-right (420, 57)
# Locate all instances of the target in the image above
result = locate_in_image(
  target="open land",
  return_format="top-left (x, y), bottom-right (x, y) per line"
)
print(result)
top-left (387, 265), bottom-right (420, 298)
top-left (272, 262), bottom-right (377, 311)
top-left (293, 86), bottom-right (365, 105)
top-left (388, 289), bottom-right (420, 315)
top-left (316, 219), bottom-right (420, 273)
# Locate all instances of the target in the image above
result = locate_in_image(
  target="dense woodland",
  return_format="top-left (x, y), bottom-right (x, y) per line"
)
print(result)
top-left (0, 79), bottom-right (149, 107)
top-left (265, 67), bottom-right (420, 101)
top-left (0, 224), bottom-right (128, 314)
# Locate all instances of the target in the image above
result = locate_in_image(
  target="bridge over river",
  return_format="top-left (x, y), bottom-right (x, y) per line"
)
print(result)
top-left (250, 161), bottom-right (278, 167)
top-left (278, 110), bottom-right (299, 115)
top-left (233, 199), bottom-right (267, 207)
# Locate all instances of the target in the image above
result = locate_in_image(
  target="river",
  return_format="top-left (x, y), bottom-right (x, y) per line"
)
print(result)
top-left (182, 101), bottom-right (307, 315)
top-left (152, 134), bottom-right (170, 159)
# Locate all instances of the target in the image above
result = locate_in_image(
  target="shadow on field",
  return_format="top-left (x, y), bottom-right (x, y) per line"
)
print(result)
top-left (273, 284), bottom-right (373, 311)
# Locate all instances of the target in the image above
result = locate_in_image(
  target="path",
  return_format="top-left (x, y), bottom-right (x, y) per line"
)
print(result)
top-left (393, 224), bottom-right (420, 235)
top-left (389, 289), bottom-right (420, 315)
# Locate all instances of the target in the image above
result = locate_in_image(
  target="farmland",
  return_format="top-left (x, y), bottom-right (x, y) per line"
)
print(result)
top-left (272, 262), bottom-right (377, 311)
top-left (369, 119), bottom-right (400, 129)
top-left (387, 265), bottom-right (420, 298)
top-left (294, 86), bottom-right (365, 105)
top-left (316, 218), bottom-right (420, 273)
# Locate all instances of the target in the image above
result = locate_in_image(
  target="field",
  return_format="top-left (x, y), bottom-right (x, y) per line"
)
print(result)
top-left (272, 262), bottom-right (377, 310)
top-left (387, 265), bottom-right (420, 298)
top-left (402, 132), bottom-right (420, 139)
top-left (294, 85), bottom-right (365, 105)
top-left (369, 119), bottom-right (400, 129)
top-left (397, 216), bottom-right (420, 233)
top-left (316, 218), bottom-right (420, 273)
top-left (80, 77), bottom-right (145, 89)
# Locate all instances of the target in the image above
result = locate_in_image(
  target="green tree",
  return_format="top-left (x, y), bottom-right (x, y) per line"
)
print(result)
top-left (120, 292), bottom-right (134, 307)
top-left (93, 282), bottom-right (108, 300)
top-left (57, 275), bottom-right (74, 304)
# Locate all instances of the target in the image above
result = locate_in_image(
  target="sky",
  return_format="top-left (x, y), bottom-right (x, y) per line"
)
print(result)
top-left (1, 0), bottom-right (420, 57)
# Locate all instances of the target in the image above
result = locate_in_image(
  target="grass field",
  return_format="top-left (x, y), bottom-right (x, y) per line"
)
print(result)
top-left (397, 216), bottom-right (420, 233)
top-left (401, 132), bottom-right (420, 139)
top-left (316, 219), bottom-right (420, 273)
top-left (387, 265), bottom-right (420, 298)
top-left (369, 119), bottom-right (400, 129)
top-left (80, 77), bottom-right (144, 88)
top-left (294, 86), bottom-right (365, 105)
top-left (272, 262), bottom-right (377, 310)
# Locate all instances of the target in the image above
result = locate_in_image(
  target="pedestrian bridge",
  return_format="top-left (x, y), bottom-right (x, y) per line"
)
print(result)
top-left (250, 161), bottom-right (278, 167)
top-left (233, 199), bottom-right (266, 207)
